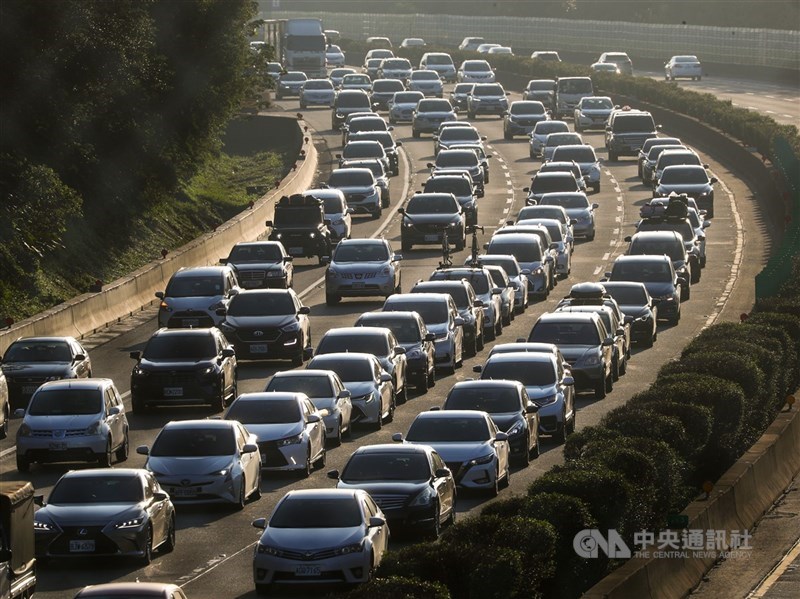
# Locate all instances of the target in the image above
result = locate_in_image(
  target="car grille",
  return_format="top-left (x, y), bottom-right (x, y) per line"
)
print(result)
top-left (346, 193), bottom-right (368, 202)
top-left (337, 271), bottom-right (378, 280)
top-left (169, 312), bottom-right (214, 328)
top-left (237, 270), bottom-right (267, 282)
top-left (235, 327), bottom-right (282, 343)
top-left (258, 441), bottom-right (288, 467)
top-left (540, 415), bottom-right (558, 432)
top-left (49, 527), bottom-right (119, 555)
top-left (6, 375), bottom-right (48, 384)
top-left (273, 570), bottom-right (345, 582)
top-left (31, 428), bottom-right (86, 438)
top-left (371, 494), bottom-right (409, 511)
top-left (148, 372), bottom-right (204, 386)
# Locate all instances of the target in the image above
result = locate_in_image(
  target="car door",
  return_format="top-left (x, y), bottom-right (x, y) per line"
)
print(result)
top-left (362, 494), bottom-right (388, 559)
top-left (374, 359), bottom-right (392, 415)
top-left (448, 300), bottom-right (464, 358)
top-left (303, 399), bottom-right (325, 459)
top-left (488, 417), bottom-right (509, 473)
top-left (103, 386), bottom-right (124, 450)
top-left (235, 423), bottom-right (257, 494)
top-left (332, 376), bottom-right (352, 430)
top-left (71, 339), bottom-right (91, 378)
top-left (387, 332), bottom-right (406, 393)
top-left (144, 473), bottom-right (168, 544)
top-left (556, 358), bottom-right (574, 422)
top-left (467, 285), bottom-right (484, 332)
top-left (520, 388), bottom-right (538, 452)
top-left (214, 332), bottom-right (235, 393)
top-left (430, 450), bottom-right (456, 519)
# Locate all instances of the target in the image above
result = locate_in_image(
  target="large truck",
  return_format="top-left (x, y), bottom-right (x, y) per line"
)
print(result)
top-left (0, 482), bottom-right (36, 599)
top-left (282, 18), bottom-right (326, 78)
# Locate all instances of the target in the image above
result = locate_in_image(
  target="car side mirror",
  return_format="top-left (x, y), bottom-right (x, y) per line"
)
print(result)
top-left (397, 207), bottom-right (406, 215)
top-left (602, 337), bottom-right (614, 346)
top-left (307, 413), bottom-right (321, 424)
top-left (523, 186), bottom-right (530, 192)
top-left (242, 443), bottom-right (258, 454)
top-left (426, 162), bottom-right (434, 168)
top-left (472, 365), bottom-right (483, 373)
top-left (136, 445), bottom-right (150, 456)
top-left (13, 409), bottom-right (26, 419)
top-left (393, 253), bottom-right (403, 261)
top-left (327, 469), bottom-right (340, 480)
top-left (299, 306), bottom-right (311, 315)
top-left (624, 315), bottom-right (634, 324)
top-left (616, 327), bottom-right (625, 336)
top-left (252, 518), bottom-right (267, 530)
top-left (592, 203), bottom-right (599, 209)
top-left (129, 351), bottom-right (142, 361)
top-left (265, 220), bottom-right (273, 228)
top-left (380, 372), bottom-right (392, 383)
top-left (338, 389), bottom-right (351, 399)
top-left (346, 207), bottom-right (355, 214)
top-left (570, 218), bottom-right (578, 225)
top-left (474, 299), bottom-right (484, 307)
top-left (604, 271), bottom-right (612, 278)
top-left (108, 406), bottom-right (121, 416)
top-left (369, 516), bottom-right (386, 528)
top-left (563, 376), bottom-right (575, 386)
top-left (624, 235), bottom-right (632, 242)
top-left (394, 346), bottom-right (406, 355)
top-left (491, 287), bottom-right (502, 295)
top-left (435, 468), bottom-right (451, 479)
top-left (495, 432), bottom-right (509, 441)
top-left (392, 432), bottom-right (404, 442)
top-left (425, 332), bottom-right (436, 342)
top-left (549, 242), bottom-right (559, 250)
top-left (154, 492), bottom-right (168, 502)
top-left (483, 243), bottom-right (489, 249)
top-left (454, 317), bottom-right (465, 326)
top-left (221, 348), bottom-right (235, 358)
top-left (320, 256), bottom-right (331, 265)
top-left (526, 404), bottom-right (539, 413)
top-left (710, 177), bottom-right (718, 184)
top-left (702, 221), bottom-right (711, 228)
top-left (155, 291), bottom-right (164, 300)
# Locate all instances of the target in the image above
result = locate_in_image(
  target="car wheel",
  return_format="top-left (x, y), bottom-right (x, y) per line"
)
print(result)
top-left (531, 431), bottom-right (541, 458)
top-left (412, 128), bottom-right (420, 138)
top-left (468, 110), bottom-right (475, 119)
top-left (235, 478), bottom-right (246, 511)
top-left (385, 397), bottom-right (395, 423)
top-left (16, 455), bottom-right (30, 473)
top-left (501, 462), bottom-right (511, 488)
top-left (593, 182), bottom-right (600, 193)
top-left (0, 405), bottom-right (9, 440)
top-left (211, 384), bottom-right (225, 412)
top-left (396, 380), bottom-right (407, 405)
top-left (555, 420), bottom-right (567, 444)
top-left (252, 468), bottom-right (262, 500)
top-left (292, 350), bottom-right (304, 367)
top-left (115, 430), bottom-right (130, 462)
top-left (316, 446), bottom-right (327, 469)
top-left (490, 467), bottom-right (500, 497)
top-left (612, 357), bottom-right (620, 382)
top-left (373, 206), bottom-right (382, 219)
top-left (692, 266), bottom-right (702, 284)
top-left (416, 371), bottom-right (429, 393)
top-left (325, 293), bottom-right (341, 306)
top-left (504, 130), bottom-right (512, 140)
top-left (140, 525), bottom-right (153, 566)
top-left (495, 318), bottom-right (503, 337)
top-left (98, 438), bottom-right (113, 467)
top-left (302, 445), bottom-right (313, 477)
top-left (427, 503), bottom-right (442, 540)
top-left (642, 332), bottom-right (654, 348)
top-left (331, 418), bottom-right (343, 447)
top-left (587, 231), bottom-right (596, 241)
top-left (518, 435), bottom-right (531, 467)
top-left (609, 150), bottom-right (618, 161)
top-left (594, 377), bottom-right (607, 400)
top-left (575, 124), bottom-right (583, 133)
top-left (163, 516), bottom-right (176, 553)
top-left (299, 102), bottom-right (306, 109)
top-left (605, 370), bottom-right (614, 393)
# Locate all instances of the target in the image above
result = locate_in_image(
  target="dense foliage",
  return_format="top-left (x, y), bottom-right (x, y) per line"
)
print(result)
top-left (0, 0), bottom-right (267, 319)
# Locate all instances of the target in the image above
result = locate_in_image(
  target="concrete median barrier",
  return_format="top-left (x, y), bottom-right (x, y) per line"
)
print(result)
top-left (0, 114), bottom-right (317, 355)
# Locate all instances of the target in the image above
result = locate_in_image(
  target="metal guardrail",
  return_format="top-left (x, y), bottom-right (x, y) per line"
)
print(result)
top-left (264, 10), bottom-right (800, 69)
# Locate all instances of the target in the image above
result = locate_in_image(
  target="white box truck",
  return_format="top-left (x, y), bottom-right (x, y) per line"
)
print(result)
top-left (283, 18), bottom-right (326, 78)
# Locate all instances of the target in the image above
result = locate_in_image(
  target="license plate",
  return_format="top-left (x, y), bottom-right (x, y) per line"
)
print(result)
top-left (250, 344), bottom-right (269, 354)
top-left (49, 442), bottom-right (67, 451)
top-left (170, 487), bottom-right (198, 497)
top-left (163, 387), bottom-right (183, 397)
top-left (183, 318), bottom-right (199, 327)
top-left (352, 282), bottom-right (364, 289)
top-left (289, 247), bottom-right (303, 255)
top-left (22, 384), bottom-right (39, 395)
top-left (241, 280), bottom-right (260, 288)
top-left (294, 565), bottom-right (321, 576)
top-left (424, 234), bottom-right (438, 242)
top-left (69, 540), bottom-right (95, 553)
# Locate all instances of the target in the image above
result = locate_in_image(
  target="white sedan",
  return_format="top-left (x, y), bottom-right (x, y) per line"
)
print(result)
top-left (325, 44), bottom-right (345, 66)
top-left (252, 489), bottom-right (389, 590)
top-left (665, 55), bottom-right (702, 80)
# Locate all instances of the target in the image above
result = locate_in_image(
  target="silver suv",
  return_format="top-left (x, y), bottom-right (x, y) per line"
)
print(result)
top-left (157, 266), bottom-right (240, 329)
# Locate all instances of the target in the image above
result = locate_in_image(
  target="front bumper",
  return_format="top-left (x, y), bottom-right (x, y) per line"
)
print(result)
top-left (131, 374), bottom-right (220, 407)
top-left (568, 363), bottom-right (605, 389)
top-left (17, 433), bottom-right (107, 462)
top-left (258, 439), bottom-right (309, 471)
top-left (36, 524), bottom-right (149, 559)
top-left (326, 274), bottom-right (395, 298)
top-left (433, 337), bottom-right (457, 367)
top-left (301, 94), bottom-right (334, 106)
top-left (254, 548), bottom-right (374, 585)
top-left (444, 458), bottom-right (499, 489)
top-left (228, 331), bottom-right (303, 361)
top-left (156, 473), bottom-right (241, 505)
top-left (470, 101), bottom-right (507, 115)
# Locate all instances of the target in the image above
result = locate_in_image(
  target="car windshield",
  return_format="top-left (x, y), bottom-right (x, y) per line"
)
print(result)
top-left (612, 261), bottom-right (672, 282)
top-left (270, 497), bottom-right (362, 528)
top-left (344, 141), bottom-right (383, 156)
top-left (527, 80), bottom-right (555, 90)
top-left (581, 98), bottom-right (612, 109)
top-left (310, 357), bottom-right (373, 382)
top-left (323, 196), bottom-right (344, 213)
top-left (488, 240), bottom-right (541, 262)
top-left (553, 147), bottom-right (596, 162)
top-left (558, 79), bottom-right (592, 93)
top-left (518, 207), bottom-right (565, 222)
top-left (413, 71), bottom-right (439, 80)
top-left (675, 56), bottom-right (698, 62)
top-left (473, 85), bottom-right (503, 97)
top-left (441, 128), bottom-right (480, 142)
top-left (406, 195), bottom-right (458, 214)
top-left (532, 175), bottom-right (575, 193)
top-left (281, 73), bottom-right (306, 82)
top-left (142, 334), bottom-right (215, 360)
top-left (28, 388), bottom-right (102, 416)
top-left (344, 75), bottom-right (370, 85)
top-left (436, 152), bottom-right (478, 167)
top-left (333, 243), bottom-right (389, 262)
top-left (360, 318), bottom-right (420, 343)
top-left (317, 335), bottom-right (390, 357)
top-left (227, 398), bottom-right (301, 424)
top-left (151, 427), bottom-right (235, 457)
top-left (424, 178), bottom-right (472, 195)
top-left (446, 387), bottom-right (520, 412)
top-left (329, 170), bottom-right (373, 186)
top-left (331, 69), bottom-right (355, 78)
top-left (530, 321), bottom-right (601, 345)
top-left (661, 168), bottom-right (708, 184)
top-left (535, 122), bottom-right (569, 135)
top-left (336, 93), bottom-right (370, 108)
top-left (342, 452), bottom-right (430, 481)
top-left (488, 269), bottom-right (508, 287)
top-left (604, 285), bottom-right (647, 305)
top-left (546, 134), bottom-right (580, 147)
top-left (511, 103), bottom-right (545, 115)
top-left (453, 84), bottom-right (473, 94)
top-left (637, 221), bottom-right (694, 241)
top-left (366, 59), bottom-right (382, 67)
top-left (480, 257), bottom-right (519, 276)
top-left (482, 361), bottom-right (557, 386)
top-left (419, 100), bottom-right (451, 112)
top-left (382, 59), bottom-right (410, 69)
top-left (407, 416), bottom-right (490, 442)
top-left (228, 244), bottom-right (281, 263)
top-left (49, 475), bottom-right (143, 504)
top-left (265, 376), bottom-right (332, 397)
top-left (426, 54), bottom-right (452, 65)
top-left (648, 145), bottom-right (683, 160)
top-left (540, 194), bottom-right (589, 209)
top-left (165, 275), bottom-right (223, 297)
top-left (347, 121), bottom-right (387, 136)
top-left (464, 61), bottom-right (490, 72)
top-left (387, 300), bottom-right (447, 324)
top-left (394, 92), bottom-right (423, 103)
top-left (227, 292), bottom-right (294, 317)
top-left (422, 285), bottom-right (467, 307)
top-left (525, 221), bottom-right (561, 241)
top-left (373, 80), bottom-right (403, 92)
top-left (613, 114), bottom-right (655, 132)
top-left (4, 340), bottom-right (71, 362)
top-left (305, 80), bottom-right (332, 90)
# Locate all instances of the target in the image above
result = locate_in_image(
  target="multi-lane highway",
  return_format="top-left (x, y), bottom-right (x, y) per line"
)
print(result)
top-left (0, 72), bottom-right (769, 597)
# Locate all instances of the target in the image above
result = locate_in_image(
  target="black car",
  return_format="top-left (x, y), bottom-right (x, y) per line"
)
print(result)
top-left (601, 281), bottom-right (658, 348)
top-left (398, 193), bottom-right (466, 252)
top-left (422, 174), bottom-right (478, 226)
top-left (354, 311), bottom-right (436, 391)
top-left (348, 130), bottom-right (402, 176)
top-left (129, 328), bottom-right (237, 413)
top-left (328, 444), bottom-right (457, 539)
top-left (443, 380), bottom-right (539, 466)
top-left (411, 279), bottom-right (485, 356)
top-left (654, 165), bottom-right (718, 218)
top-left (605, 109), bottom-right (660, 161)
top-left (218, 289), bottom-right (311, 365)
top-left (220, 241), bottom-right (294, 289)
top-left (266, 194), bottom-right (332, 264)
top-left (1, 336), bottom-right (92, 409)
top-left (625, 230), bottom-right (693, 298)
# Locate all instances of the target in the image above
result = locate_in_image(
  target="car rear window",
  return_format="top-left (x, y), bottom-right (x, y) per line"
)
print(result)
top-left (265, 376), bottom-right (333, 398)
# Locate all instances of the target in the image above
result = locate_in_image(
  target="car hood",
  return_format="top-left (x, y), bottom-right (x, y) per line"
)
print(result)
top-left (23, 414), bottom-right (97, 429)
top-left (564, 208), bottom-right (591, 219)
top-left (557, 344), bottom-right (599, 361)
top-left (640, 281), bottom-right (676, 297)
top-left (1, 362), bottom-right (72, 377)
top-left (489, 412), bottom-right (523, 432)
top-left (265, 525), bottom-right (365, 551)
top-left (331, 184), bottom-right (377, 195)
top-left (426, 322), bottom-right (451, 336)
top-left (224, 314), bottom-right (296, 329)
top-left (243, 422), bottom-right (303, 442)
top-left (330, 261), bottom-right (389, 273)
top-left (147, 455), bottom-right (232, 476)
top-left (579, 108), bottom-right (611, 116)
top-left (337, 480), bottom-right (427, 496)
top-left (231, 262), bottom-right (284, 272)
top-left (404, 213), bottom-right (460, 225)
top-left (618, 304), bottom-right (651, 319)
top-left (417, 111), bottom-right (455, 119)
top-left (525, 384), bottom-right (559, 402)
top-left (473, 95), bottom-right (505, 101)
top-left (161, 296), bottom-right (223, 311)
top-left (138, 358), bottom-right (216, 371)
top-left (39, 503), bottom-right (142, 526)
top-left (343, 381), bottom-right (378, 398)
top-left (406, 440), bottom-right (492, 461)
top-left (393, 102), bottom-right (417, 110)
top-left (657, 183), bottom-right (712, 194)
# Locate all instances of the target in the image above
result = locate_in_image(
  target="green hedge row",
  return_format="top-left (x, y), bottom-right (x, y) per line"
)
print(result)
top-left (338, 40), bottom-right (800, 598)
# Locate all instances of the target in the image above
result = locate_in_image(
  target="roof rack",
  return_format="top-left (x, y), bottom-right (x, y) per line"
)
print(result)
top-left (639, 193), bottom-right (689, 219)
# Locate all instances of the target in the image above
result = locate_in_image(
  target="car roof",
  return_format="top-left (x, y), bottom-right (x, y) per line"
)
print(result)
top-left (152, 327), bottom-right (215, 338)
top-left (615, 254), bottom-right (672, 264)
top-left (272, 370), bottom-right (333, 379)
top-left (451, 379), bottom-right (524, 390)
top-left (490, 342), bottom-right (560, 354)
top-left (415, 409), bottom-right (488, 420)
top-left (10, 336), bottom-right (77, 344)
top-left (283, 488), bottom-right (362, 500)
top-left (336, 238), bottom-right (388, 247)
top-left (353, 443), bottom-right (431, 455)
top-left (322, 326), bottom-right (391, 338)
top-left (60, 468), bottom-right (146, 480)
top-left (486, 351), bottom-right (554, 364)
top-left (310, 352), bottom-right (379, 363)
top-left (414, 280), bottom-right (469, 290)
top-left (537, 311), bottom-right (600, 323)
top-left (75, 582), bottom-right (182, 597)
top-left (357, 311), bottom-right (422, 322)
top-left (632, 230), bottom-right (683, 241)
top-left (174, 266), bottom-right (229, 276)
top-left (232, 392), bottom-right (307, 404)
top-left (488, 233), bottom-right (541, 243)
top-left (387, 292), bottom-right (450, 304)
top-left (163, 418), bottom-right (237, 430)
top-left (37, 378), bottom-right (111, 391)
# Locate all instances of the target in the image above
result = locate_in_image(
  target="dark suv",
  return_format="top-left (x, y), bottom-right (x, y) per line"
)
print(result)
top-left (130, 328), bottom-right (237, 413)
top-left (221, 241), bottom-right (293, 289)
top-left (605, 108), bottom-right (660, 161)
top-left (266, 194), bottom-right (332, 264)
top-left (411, 279), bottom-right (485, 356)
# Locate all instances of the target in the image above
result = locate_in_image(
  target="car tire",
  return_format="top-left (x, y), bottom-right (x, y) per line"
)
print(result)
top-left (302, 445), bottom-right (313, 477)
top-left (490, 468), bottom-right (500, 497)
top-left (299, 102), bottom-right (306, 109)
top-left (235, 479), bottom-right (247, 511)
top-left (385, 398), bottom-right (395, 424)
top-left (605, 370), bottom-right (614, 393)
top-left (412, 128), bottom-right (420, 138)
top-left (132, 396), bottom-right (146, 414)
top-left (612, 357), bottom-right (620, 382)
top-left (555, 421), bottom-right (567, 444)
top-left (575, 123), bottom-right (583, 133)
top-left (396, 380), bottom-right (407, 405)
top-left (211, 384), bottom-right (225, 412)
top-left (331, 419), bottom-right (343, 447)
top-left (593, 182), bottom-right (600, 193)
top-left (588, 231), bottom-right (596, 241)
top-left (682, 284), bottom-right (691, 301)
top-left (163, 516), bottom-right (176, 553)
top-left (504, 130), bottom-right (512, 140)
top-left (325, 293), bottom-right (341, 306)
top-left (416, 372), bottom-right (429, 393)
top-left (495, 319), bottom-right (503, 337)
top-left (16, 455), bottom-right (30, 473)
top-left (401, 237), bottom-right (412, 251)
top-left (0, 405), bottom-right (8, 440)
top-left (252, 468), bottom-right (262, 500)
top-left (428, 503), bottom-right (442, 540)
top-left (98, 438), bottom-right (113, 467)
top-left (594, 378), bottom-right (607, 400)
top-left (373, 206), bottom-right (382, 219)
top-left (315, 446), bottom-right (327, 469)
top-left (642, 332), bottom-right (654, 348)
top-left (517, 435), bottom-right (531, 467)
top-left (140, 525), bottom-right (153, 566)
top-left (115, 430), bottom-right (129, 462)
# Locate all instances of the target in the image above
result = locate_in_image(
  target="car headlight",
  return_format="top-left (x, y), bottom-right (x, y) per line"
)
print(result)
top-left (280, 321), bottom-right (300, 333)
top-left (209, 463), bottom-right (234, 481)
top-left (257, 543), bottom-right (281, 555)
top-left (208, 301), bottom-right (225, 311)
top-left (18, 423), bottom-right (31, 437)
top-left (351, 392), bottom-right (374, 403)
top-left (536, 394), bottom-right (558, 406)
top-left (334, 541), bottom-right (365, 555)
top-left (506, 421), bottom-right (524, 437)
top-left (34, 520), bottom-right (55, 532)
top-left (410, 486), bottom-right (437, 507)
top-left (277, 433), bottom-right (303, 447)
top-left (467, 453), bottom-right (494, 466)
top-left (219, 321), bottom-right (235, 333)
top-left (114, 516), bottom-right (145, 530)
top-left (132, 366), bottom-right (150, 377)
top-left (309, 232), bottom-right (316, 238)
top-left (86, 420), bottom-right (104, 436)
top-left (199, 365), bottom-right (217, 376)
top-left (45, 375), bottom-right (62, 382)
top-left (580, 352), bottom-right (602, 366)
top-left (266, 271), bottom-right (283, 278)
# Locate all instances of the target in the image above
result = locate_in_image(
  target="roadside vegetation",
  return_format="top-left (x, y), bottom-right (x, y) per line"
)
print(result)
top-left (0, 0), bottom-right (284, 322)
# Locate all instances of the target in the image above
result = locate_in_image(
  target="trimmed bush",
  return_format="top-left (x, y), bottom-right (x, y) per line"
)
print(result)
top-left (339, 575), bottom-right (451, 599)
top-left (601, 405), bottom-right (688, 456)
top-left (643, 401), bottom-right (714, 458)
top-left (745, 312), bottom-right (800, 389)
